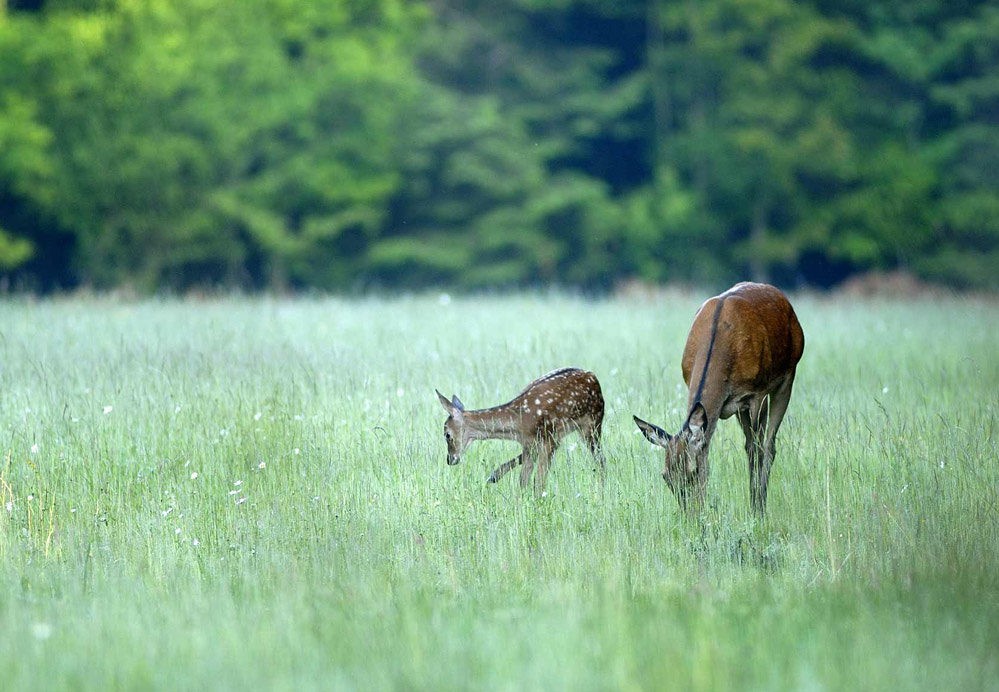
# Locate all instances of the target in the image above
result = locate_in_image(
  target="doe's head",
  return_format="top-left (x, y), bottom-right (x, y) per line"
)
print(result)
top-left (436, 389), bottom-right (467, 465)
top-left (633, 403), bottom-right (708, 509)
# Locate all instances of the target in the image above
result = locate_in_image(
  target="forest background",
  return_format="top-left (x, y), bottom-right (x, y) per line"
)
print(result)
top-left (1, 0), bottom-right (997, 294)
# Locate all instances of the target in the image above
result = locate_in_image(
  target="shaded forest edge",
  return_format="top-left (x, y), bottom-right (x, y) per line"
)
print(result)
top-left (1, 0), bottom-right (997, 295)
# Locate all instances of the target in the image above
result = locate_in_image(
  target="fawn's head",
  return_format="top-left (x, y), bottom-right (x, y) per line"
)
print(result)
top-left (633, 403), bottom-right (708, 509)
top-left (436, 390), bottom-right (468, 465)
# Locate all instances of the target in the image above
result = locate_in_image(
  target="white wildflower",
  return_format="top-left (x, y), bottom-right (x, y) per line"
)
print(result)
top-left (190, 472), bottom-right (199, 480)
top-left (31, 623), bottom-right (53, 641)
top-left (103, 405), bottom-right (113, 415)
top-left (30, 443), bottom-right (39, 454)
top-left (254, 412), bottom-right (262, 421)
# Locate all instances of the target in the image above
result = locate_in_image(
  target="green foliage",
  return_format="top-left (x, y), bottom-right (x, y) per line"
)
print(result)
top-left (0, 22), bottom-right (53, 273)
top-left (0, 0), bottom-right (996, 291)
top-left (0, 227), bottom-right (33, 271)
top-left (2, 0), bottom-right (421, 290)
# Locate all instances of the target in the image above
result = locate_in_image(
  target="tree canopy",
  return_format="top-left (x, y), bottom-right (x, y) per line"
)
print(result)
top-left (1, 0), bottom-right (996, 292)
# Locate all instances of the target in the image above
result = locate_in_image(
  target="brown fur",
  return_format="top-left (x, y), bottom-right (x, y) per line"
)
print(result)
top-left (634, 282), bottom-right (804, 514)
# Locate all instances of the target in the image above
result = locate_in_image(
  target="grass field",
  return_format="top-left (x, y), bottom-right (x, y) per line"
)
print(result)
top-left (1, 290), bottom-right (997, 690)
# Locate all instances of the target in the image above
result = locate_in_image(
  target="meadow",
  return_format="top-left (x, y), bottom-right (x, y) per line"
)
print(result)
top-left (0, 290), bottom-right (996, 690)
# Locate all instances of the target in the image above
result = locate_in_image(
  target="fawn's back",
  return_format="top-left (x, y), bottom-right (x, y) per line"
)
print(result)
top-left (505, 368), bottom-right (604, 436)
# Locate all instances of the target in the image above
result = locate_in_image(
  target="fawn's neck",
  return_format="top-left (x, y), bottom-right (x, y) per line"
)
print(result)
top-left (465, 405), bottom-right (523, 442)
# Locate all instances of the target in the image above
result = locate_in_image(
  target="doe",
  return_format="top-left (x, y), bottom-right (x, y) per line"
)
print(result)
top-left (633, 282), bottom-right (804, 515)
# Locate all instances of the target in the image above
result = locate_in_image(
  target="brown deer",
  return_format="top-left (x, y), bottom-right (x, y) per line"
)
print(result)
top-left (436, 368), bottom-right (605, 492)
top-left (633, 282), bottom-right (804, 515)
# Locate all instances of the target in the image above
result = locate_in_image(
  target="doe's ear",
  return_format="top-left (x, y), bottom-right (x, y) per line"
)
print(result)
top-left (684, 402), bottom-right (707, 451)
top-left (633, 415), bottom-right (672, 448)
top-left (436, 389), bottom-right (454, 413)
top-left (451, 394), bottom-right (465, 413)
top-left (685, 402), bottom-right (707, 431)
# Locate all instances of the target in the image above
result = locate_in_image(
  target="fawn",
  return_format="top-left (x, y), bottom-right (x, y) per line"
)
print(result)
top-left (436, 368), bottom-right (605, 492)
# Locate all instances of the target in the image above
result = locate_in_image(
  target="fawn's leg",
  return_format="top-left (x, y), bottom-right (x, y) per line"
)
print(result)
top-left (532, 437), bottom-right (557, 495)
top-left (582, 416), bottom-right (606, 477)
top-left (488, 452), bottom-right (524, 483)
top-left (519, 445), bottom-right (536, 489)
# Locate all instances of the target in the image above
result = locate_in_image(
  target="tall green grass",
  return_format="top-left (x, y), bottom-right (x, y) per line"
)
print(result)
top-left (1, 291), bottom-right (996, 690)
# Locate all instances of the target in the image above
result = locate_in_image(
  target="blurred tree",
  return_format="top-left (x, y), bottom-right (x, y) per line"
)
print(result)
top-left (1, 0), bottom-right (996, 292)
top-left (209, 0), bottom-right (420, 290)
top-left (920, 3), bottom-right (999, 289)
top-left (0, 90), bottom-right (44, 273)
top-left (2, 0), bottom-right (421, 291)
top-left (0, 12), bottom-right (72, 287)
top-left (378, 0), bottom-right (645, 289)
top-left (798, 0), bottom-right (999, 288)
top-left (646, 0), bottom-right (876, 286)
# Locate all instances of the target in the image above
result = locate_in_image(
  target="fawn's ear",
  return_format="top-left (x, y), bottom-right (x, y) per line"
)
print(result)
top-left (436, 390), bottom-right (454, 413)
top-left (451, 395), bottom-right (465, 413)
top-left (684, 403), bottom-right (707, 452)
top-left (634, 415), bottom-right (672, 448)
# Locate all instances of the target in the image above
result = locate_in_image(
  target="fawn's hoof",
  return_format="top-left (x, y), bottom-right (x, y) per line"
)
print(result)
top-left (486, 475), bottom-right (498, 484)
